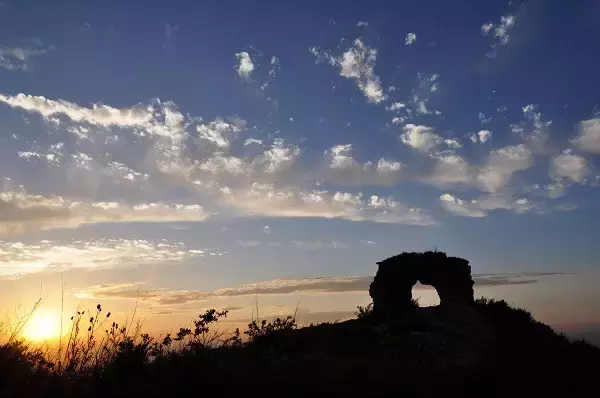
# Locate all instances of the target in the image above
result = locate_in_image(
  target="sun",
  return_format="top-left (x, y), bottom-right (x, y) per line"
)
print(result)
top-left (22, 310), bottom-right (61, 341)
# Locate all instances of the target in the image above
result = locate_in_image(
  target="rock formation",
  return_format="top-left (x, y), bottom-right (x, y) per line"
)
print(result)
top-left (369, 251), bottom-right (474, 320)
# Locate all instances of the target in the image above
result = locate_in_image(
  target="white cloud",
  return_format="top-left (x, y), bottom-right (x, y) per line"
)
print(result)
top-left (196, 118), bottom-right (242, 148)
top-left (481, 23), bottom-right (494, 36)
top-left (0, 93), bottom-right (154, 127)
top-left (550, 152), bottom-right (588, 183)
top-left (235, 51), bottom-right (254, 81)
top-left (0, 91), bottom-right (435, 228)
top-left (476, 144), bottom-right (533, 193)
top-left (482, 13), bottom-right (517, 56)
top-left (198, 153), bottom-right (248, 175)
top-left (405, 33), bottom-right (417, 46)
top-left (444, 139), bottom-right (462, 149)
top-left (400, 124), bottom-right (442, 152)
top-left (328, 144), bottom-right (355, 169)
top-left (324, 145), bottom-right (403, 185)
top-left (376, 158), bottom-right (403, 172)
top-left (439, 193), bottom-right (486, 218)
top-left (544, 181), bottom-right (567, 199)
top-left (356, 21), bottom-right (368, 28)
top-left (254, 138), bottom-right (300, 173)
top-left (105, 161), bottom-right (148, 182)
top-left (440, 192), bottom-right (534, 218)
top-left (268, 56), bottom-right (280, 77)
top-left (470, 130), bottom-right (493, 144)
top-left (386, 102), bottom-right (405, 111)
top-left (219, 183), bottom-right (436, 226)
top-left (0, 187), bottom-right (211, 236)
top-left (244, 138), bottom-right (263, 146)
top-left (0, 42), bottom-right (52, 71)
top-left (481, 15), bottom-right (516, 44)
top-left (71, 152), bottom-right (94, 170)
top-left (429, 155), bottom-right (471, 185)
top-left (0, 238), bottom-right (214, 277)
top-left (478, 130), bottom-right (492, 143)
top-left (478, 112), bottom-right (491, 123)
top-left (572, 118), bottom-right (600, 153)
top-left (420, 74), bottom-right (440, 92)
top-left (311, 39), bottom-right (385, 103)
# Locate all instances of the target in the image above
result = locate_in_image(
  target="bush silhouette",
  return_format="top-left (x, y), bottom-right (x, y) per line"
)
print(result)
top-left (1, 252), bottom-right (599, 397)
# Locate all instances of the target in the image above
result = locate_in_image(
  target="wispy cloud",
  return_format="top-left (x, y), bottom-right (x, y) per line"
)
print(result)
top-left (0, 187), bottom-right (211, 236)
top-left (440, 192), bottom-right (535, 218)
top-left (0, 40), bottom-right (53, 71)
top-left (481, 12), bottom-right (517, 57)
top-left (311, 39), bottom-right (386, 103)
top-left (0, 239), bottom-right (220, 277)
top-left (76, 273), bottom-right (569, 305)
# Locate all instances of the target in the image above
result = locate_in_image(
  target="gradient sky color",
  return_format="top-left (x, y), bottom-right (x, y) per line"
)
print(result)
top-left (1, 0), bottom-right (599, 342)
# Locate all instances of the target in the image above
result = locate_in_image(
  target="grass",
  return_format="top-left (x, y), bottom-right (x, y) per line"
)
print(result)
top-left (1, 297), bottom-right (599, 398)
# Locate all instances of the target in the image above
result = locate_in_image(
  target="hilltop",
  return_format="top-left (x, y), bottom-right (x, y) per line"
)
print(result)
top-left (1, 252), bottom-right (599, 397)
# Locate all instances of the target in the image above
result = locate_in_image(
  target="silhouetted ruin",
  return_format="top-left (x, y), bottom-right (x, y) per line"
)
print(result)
top-left (369, 251), bottom-right (475, 320)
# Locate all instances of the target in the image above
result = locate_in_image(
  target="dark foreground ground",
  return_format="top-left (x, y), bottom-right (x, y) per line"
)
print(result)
top-left (2, 298), bottom-right (599, 398)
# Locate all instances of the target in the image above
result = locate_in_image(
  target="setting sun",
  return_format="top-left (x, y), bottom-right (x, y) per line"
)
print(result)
top-left (22, 310), bottom-right (61, 341)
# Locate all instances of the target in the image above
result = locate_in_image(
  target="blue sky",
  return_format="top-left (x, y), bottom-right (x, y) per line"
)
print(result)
top-left (0, 0), bottom-right (599, 336)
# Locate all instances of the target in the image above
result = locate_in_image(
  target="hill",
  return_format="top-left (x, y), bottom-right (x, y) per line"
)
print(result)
top-left (1, 252), bottom-right (599, 397)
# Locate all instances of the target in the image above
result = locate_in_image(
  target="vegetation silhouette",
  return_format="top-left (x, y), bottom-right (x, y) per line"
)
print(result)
top-left (1, 251), bottom-right (599, 397)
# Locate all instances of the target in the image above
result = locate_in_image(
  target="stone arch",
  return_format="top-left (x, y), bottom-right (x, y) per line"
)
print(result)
top-left (369, 251), bottom-right (474, 320)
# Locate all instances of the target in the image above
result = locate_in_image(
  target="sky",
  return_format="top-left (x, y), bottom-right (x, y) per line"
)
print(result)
top-left (0, 0), bottom-right (599, 342)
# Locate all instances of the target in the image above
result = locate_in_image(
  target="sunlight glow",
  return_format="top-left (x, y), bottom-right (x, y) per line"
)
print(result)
top-left (22, 310), bottom-right (61, 341)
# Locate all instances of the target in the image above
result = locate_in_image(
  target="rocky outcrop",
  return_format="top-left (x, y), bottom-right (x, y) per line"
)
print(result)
top-left (369, 251), bottom-right (474, 320)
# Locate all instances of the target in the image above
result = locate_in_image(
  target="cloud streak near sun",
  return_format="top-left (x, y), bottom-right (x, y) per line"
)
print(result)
top-left (75, 273), bottom-right (568, 306)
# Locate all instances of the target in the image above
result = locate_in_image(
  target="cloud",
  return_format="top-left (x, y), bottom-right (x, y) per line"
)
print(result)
top-left (470, 130), bottom-right (493, 144)
top-left (0, 187), bottom-right (211, 236)
top-left (0, 92), bottom-right (433, 228)
top-left (386, 102), bottom-right (407, 112)
top-left (257, 138), bottom-right (300, 173)
top-left (0, 41), bottom-right (52, 71)
top-left (572, 118), bottom-right (600, 153)
top-left (440, 192), bottom-right (535, 218)
top-left (550, 151), bottom-right (589, 183)
top-left (196, 118), bottom-right (243, 148)
top-left (429, 155), bottom-right (472, 185)
top-left (482, 13), bottom-right (517, 56)
top-left (476, 144), bottom-right (533, 193)
top-left (77, 272), bottom-right (567, 305)
top-left (400, 124), bottom-right (442, 152)
top-left (356, 21), bottom-right (368, 28)
top-left (439, 193), bottom-right (486, 218)
top-left (405, 33), bottom-right (417, 46)
top-left (0, 238), bottom-right (218, 277)
top-left (322, 144), bottom-right (404, 186)
top-left (218, 183), bottom-right (436, 226)
top-left (311, 39), bottom-right (385, 103)
top-left (0, 93), bottom-right (154, 127)
top-left (235, 51), bottom-right (254, 81)
top-left (328, 144), bottom-right (355, 169)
